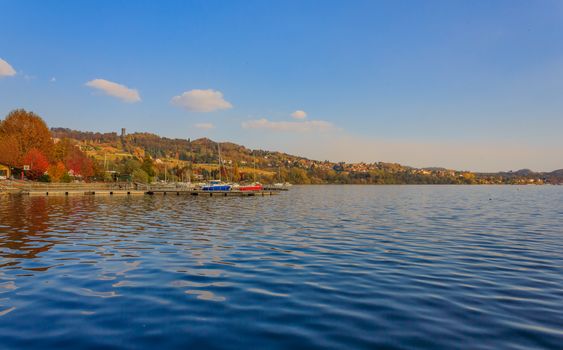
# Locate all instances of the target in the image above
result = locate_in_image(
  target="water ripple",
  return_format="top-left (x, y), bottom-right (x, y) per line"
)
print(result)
top-left (0, 186), bottom-right (562, 349)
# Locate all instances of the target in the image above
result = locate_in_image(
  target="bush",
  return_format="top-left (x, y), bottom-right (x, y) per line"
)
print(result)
top-left (132, 169), bottom-right (149, 184)
top-left (25, 169), bottom-right (45, 181)
top-left (61, 173), bottom-right (72, 183)
top-left (38, 174), bottom-right (51, 182)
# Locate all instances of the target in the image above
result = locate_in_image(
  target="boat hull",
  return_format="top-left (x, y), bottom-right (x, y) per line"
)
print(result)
top-left (202, 185), bottom-right (232, 191)
top-left (238, 185), bottom-right (263, 191)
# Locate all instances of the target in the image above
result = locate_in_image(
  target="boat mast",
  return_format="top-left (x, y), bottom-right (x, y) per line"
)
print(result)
top-left (187, 162), bottom-right (191, 184)
top-left (218, 142), bottom-right (222, 182)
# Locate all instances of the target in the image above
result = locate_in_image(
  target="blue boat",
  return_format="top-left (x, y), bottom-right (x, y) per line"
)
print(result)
top-left (201, 180), bottom-right (232, 191)
top-left (201, 143), bottom-right (232, 191)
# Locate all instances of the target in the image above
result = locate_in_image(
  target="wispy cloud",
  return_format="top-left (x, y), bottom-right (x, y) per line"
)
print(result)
top-left (242, 118), bottom-right (334, 132)
top-left (85, 79), bottom-right (141, 103)
top-left (195, 122), bottom-right (215, 130)
top-left (0, 58), bottom-right (16, 77)
top-left (291, 110), bottom-right (307, 119)
top-left (171, 89), bottom-right (232, 112)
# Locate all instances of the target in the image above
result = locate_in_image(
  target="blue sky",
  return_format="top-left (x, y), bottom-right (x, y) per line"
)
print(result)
top-left (1, 0), bottom-right (562, 171)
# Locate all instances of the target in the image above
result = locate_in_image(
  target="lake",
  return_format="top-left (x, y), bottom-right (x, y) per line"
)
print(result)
top-left (0, 186), bottom-right (562, 349)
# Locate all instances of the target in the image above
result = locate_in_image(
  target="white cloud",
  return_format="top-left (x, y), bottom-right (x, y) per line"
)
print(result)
top-left (85, 78), bottom-right (141, 103)
top-left (0, 58), bottom-right (16, 77)
top-left (171, 89), bottom-right (232, 112)
top-left (242, 118), bottom-right (334, 132)
top-left (195, 122), bottom-right (215, 130)
top-left (291, 110), bottom-right (307, 119)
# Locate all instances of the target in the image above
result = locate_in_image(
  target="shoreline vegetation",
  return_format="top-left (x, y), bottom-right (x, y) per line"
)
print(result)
top-left (1, 109), bottom-right (562, 187)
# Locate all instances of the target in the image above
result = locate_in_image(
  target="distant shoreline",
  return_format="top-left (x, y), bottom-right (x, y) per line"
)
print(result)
top-left (1, 110), bottom-right (561, 186)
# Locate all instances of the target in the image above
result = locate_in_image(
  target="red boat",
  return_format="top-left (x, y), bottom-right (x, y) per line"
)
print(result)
top-left (237, 183), bottom-right (263, 191)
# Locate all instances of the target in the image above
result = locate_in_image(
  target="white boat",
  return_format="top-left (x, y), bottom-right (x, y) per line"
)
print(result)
top-left (274, 182), bottom-right (292, 188)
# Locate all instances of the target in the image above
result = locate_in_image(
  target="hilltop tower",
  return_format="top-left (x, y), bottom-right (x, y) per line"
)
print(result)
top-left (121, 128), bottom-right (126, 138)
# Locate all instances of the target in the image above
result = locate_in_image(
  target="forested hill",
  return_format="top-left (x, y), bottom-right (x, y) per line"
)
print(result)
top-left (50, 127), bottom-right (563, 185)
top-left (51, 128), bottom-right (309, 166)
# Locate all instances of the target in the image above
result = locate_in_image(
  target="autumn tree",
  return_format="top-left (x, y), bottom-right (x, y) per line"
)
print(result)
top-left (0, 134), bottom-right (20, 166)
top-left (52, 138), bottom-right (74, 163)
top-left (141, 158), bottom-right (155, 180)
top-left (52, 138), bottom-right (94, 179)
top-left (174, 165), bottom-right (191, 182)
top-left (233, 163), bottom-right (240, 182)
top-left (90, 159), bottom-right (109, 181)
top-left (116, 159), bottom-right (141, 178)
top-left (22, 148), bottom-right (49, 180)
top-left (0, 109), bottom-right (53, 166)
top-left (66, 147), bottom-right (94, 178)
top-left (132, 169), bottom-right (149, 183)
top-left (48, 161), bottom-right (67, 182)
top-left (288, 168), bottom-right (310, 184)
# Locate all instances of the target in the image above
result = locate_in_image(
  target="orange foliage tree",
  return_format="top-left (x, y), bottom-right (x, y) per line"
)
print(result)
top-left (0, 134), bottom-right (20, 166)
top-left (23, 148), bottom-right (50, 180)
top-left (53, 138), bottom-right (94, 180)
top-left (48, 161), bottom-right (67, 182)
top-left (65, 147), bottom-right (94, 179)
top-left (0, 109), bottom-right (54, 166)
top-left (0, 109), bottom-right (99, 181)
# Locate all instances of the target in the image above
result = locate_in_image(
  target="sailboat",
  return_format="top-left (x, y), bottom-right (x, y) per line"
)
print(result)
top-left (273, 165), bottom-right (292, 188)
top-left (201, 143), bottom-right (232, 191)
top-left (233, 155), bottom-right (262, 191)
top-left (237, 182), bottom-right (263, 191)
top-left (202, 179), bottom-right (232, 191)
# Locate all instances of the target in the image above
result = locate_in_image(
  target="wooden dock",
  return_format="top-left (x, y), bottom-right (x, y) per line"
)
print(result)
top-left (148, 190), bottom-right (278, 196)
top-left (1, 181), bottom-right (284, 197)
top-left (263, 186), bottom-right (290, 191)
top-left (24, 190), bottom-right (278, 197)
top-left (27, 190), bottom-right (146, 196)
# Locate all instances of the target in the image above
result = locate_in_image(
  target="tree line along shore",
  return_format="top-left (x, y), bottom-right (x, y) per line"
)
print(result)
top-left (1, 109), bottom-right (561, 185)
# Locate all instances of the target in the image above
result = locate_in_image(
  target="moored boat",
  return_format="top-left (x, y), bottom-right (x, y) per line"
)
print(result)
top-left (274, 182), bottom-right (292, 188)
top-left (236, 182), bottom-right (263, 191)
top-left (201, 142), bottom-right (233, 191)
top-left (201, 180), bottom-right (232, 191)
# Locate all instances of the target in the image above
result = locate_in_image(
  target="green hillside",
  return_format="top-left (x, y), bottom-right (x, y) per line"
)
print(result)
top-left (50, 128), bottom-right (562, 185)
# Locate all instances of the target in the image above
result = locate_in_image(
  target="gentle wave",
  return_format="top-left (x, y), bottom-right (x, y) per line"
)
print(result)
top-left (0, 185), bottom-right (562, 349)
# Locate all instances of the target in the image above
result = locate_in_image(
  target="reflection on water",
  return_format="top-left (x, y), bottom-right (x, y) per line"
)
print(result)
top-left (0, 186), bottom-right (562, 349)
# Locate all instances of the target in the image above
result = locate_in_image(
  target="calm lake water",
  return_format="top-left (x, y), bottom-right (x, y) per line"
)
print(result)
top-left (0, 186), bottom-right (562, 349)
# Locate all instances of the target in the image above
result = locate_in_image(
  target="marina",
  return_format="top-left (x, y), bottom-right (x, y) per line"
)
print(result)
top-left (0, 180), bottom-right (284, 197)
